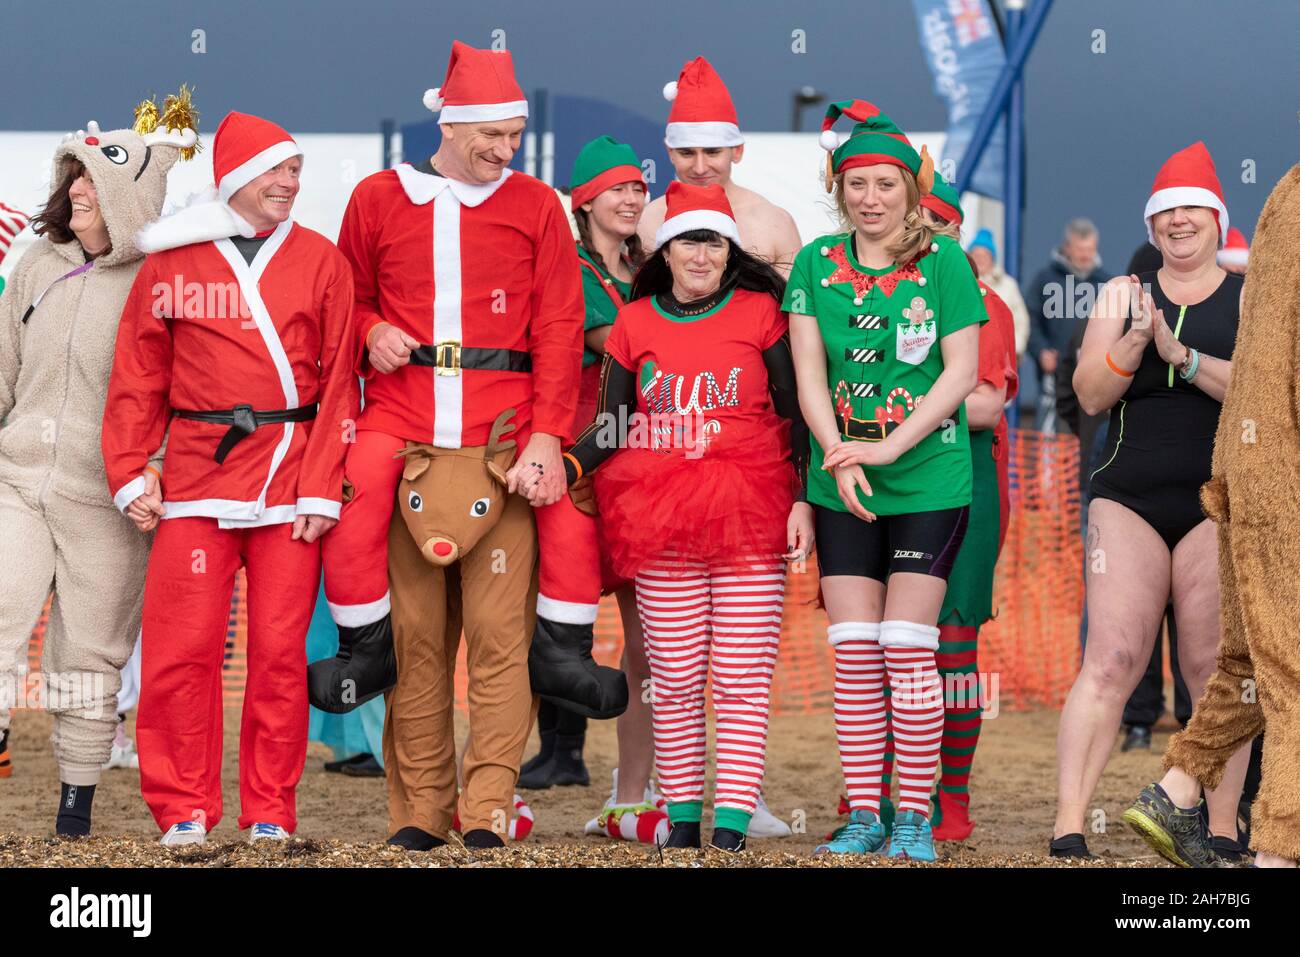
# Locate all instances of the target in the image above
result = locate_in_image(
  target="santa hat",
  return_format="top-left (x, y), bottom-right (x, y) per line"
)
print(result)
top-left (213, 112), bottom-right (302, 203)
top-left (0, 202), bottom-right (30, 265)
top-left (819, 99), bottom-right (933, 195)
top-left (1144, 141), bottom-right (1229, 248)
top-left (920, 172), bottom-right (963, 225)
top-left (1217, 226), bottom-right (1249, 267)
top-left (423, 41), bottom-right (529, 124)
top-left (662, 57), bottom-right (743, 149)
top-left (653, 181), bottom-right (741, 249)
top-left (570, 136), bottom-right (645, 210)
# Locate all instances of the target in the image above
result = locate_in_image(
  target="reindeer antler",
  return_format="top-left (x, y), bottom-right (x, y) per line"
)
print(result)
top-left (141, 127), bottom-right (198, 150)
top-left (484, 409), bottom-right (518, 461)
top-left (393, 443), bottom-right (434, 460)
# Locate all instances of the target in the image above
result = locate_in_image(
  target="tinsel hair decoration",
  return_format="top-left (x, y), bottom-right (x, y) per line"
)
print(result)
top-left (132, 84), bottom-right (201, 160)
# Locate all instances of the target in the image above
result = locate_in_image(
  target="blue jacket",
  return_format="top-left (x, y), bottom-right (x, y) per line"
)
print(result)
top-left (1023, 247), bottom-right (1111, 365)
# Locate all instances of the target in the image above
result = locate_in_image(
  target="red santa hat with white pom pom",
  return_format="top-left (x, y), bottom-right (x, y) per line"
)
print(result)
top-left (662, 56), bottom-right (743, 148)
top-left (423, 41), bottom-right (529, 123)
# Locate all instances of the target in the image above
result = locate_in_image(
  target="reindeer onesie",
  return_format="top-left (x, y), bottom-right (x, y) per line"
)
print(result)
top-left (0, 118), bottom-right (188, 794)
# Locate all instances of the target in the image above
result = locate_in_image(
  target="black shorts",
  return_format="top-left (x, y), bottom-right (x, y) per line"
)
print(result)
top-left (814, 505), bottom-right (969, 583)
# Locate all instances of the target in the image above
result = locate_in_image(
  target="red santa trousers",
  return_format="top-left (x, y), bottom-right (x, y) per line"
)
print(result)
top-left (137, 516), bottom-right (319, 833)
top-left (323, 428), bottom-right (601, 627)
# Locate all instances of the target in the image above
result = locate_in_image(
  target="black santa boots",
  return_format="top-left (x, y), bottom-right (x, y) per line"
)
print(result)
top-left (307, 614), bottom-right (398, 714)
top-left (527, 617), bottom-right (628, 720)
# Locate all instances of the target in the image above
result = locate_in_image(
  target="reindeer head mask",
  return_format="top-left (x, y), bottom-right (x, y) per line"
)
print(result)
top-left (395, 409), bottom-right (520, 567)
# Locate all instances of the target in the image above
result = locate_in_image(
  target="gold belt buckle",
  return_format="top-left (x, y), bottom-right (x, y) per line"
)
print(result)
top-left (434, 340), bottom-right (461, 376)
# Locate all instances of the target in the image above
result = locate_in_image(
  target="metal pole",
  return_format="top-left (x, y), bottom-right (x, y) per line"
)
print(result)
top-left (380, 118), bottom-right (394, 170)
top-left (1005, 0), bottom-right (1025, 282)
top-left (956, 0), bottom-right (1054, 194)
top-left (1002, 0), bottom-right (1024, 432)
top-left (535, 88), bottom-right (553, 185)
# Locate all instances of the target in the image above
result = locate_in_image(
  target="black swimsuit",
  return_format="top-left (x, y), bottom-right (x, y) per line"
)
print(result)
top-left (1089, 270), bottom-right (1241, 549)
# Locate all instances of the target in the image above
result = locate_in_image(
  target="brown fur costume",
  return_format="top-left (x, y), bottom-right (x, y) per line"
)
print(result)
top-left (1162, 163), bottom-right (1300, 859)
top-left (382, 411), bottom-right (538, 840)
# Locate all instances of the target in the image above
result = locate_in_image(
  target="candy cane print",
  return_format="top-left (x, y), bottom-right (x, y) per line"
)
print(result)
top-left (886, 387), bottom-right (915, 418)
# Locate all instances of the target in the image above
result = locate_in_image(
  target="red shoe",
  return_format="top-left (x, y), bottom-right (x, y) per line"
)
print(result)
top-left (0, 729), bottom-right (12, 779)
top-left (931, 792), bottom-right (974, 842)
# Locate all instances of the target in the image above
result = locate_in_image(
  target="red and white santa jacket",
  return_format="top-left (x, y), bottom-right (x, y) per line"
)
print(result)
top-left (338, 163), bottom-right (583, 448)
top-left (102, 218), bottom-right (359, 527)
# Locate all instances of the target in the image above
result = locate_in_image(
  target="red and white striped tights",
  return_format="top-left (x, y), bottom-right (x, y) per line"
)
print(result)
top-left (634, 556), bottom-right (787, 817)
top-left (829, 621), bottom-right (944, 817)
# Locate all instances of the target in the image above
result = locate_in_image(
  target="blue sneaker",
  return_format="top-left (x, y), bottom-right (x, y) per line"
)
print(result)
top-left (249, 822), bottom-right (289, 844)
top-left (814, 809), bottom-right (887, 856)
top-left (888, 810), bottom-right (936, 862)
top-left (160, 819), bottom-right (206, 847)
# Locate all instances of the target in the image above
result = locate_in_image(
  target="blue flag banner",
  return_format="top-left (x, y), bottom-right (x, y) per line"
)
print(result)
top-left (911, 0), bottom-right (1007, 200)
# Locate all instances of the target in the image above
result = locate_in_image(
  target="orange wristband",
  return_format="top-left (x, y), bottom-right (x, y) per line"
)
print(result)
top-left (1106, 351), bottom-right (1136, 377)
top-left (143, 465), bottom-right (162, 480)
top-left (562, 451), bottom-right (583, 482)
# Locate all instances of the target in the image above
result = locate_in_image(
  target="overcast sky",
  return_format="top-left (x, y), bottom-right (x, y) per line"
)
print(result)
top-left (4, 0), bottom-right (1298, 270)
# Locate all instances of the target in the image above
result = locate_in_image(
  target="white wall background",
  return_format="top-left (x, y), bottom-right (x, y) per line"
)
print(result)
top-left (2, 130), bottom-right (1002, 282)
top-left (1, 132), bottom-right (386, 280)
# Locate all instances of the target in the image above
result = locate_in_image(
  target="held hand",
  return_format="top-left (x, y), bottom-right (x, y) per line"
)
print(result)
top-left (1039, 349), bottom-right (1059, 374)
top-left (506, 434), bottom-right (565, 507)
top-left (1151, 306), bottom-right (1187, 366)
top-left (784, 501), bottom-right (815, 562)
top-left (834, 464), bottom-right (876, 522)
top-left (126, 470), bottom-right (165, 532)
top-left (821, 437), bottom-right (898, 471)
top-left (368, 322), bottom-right (421, 374)
top-left (292, 514), bottom-right (339, 543)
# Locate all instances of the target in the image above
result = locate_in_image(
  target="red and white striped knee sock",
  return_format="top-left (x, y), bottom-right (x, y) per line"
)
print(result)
top-left (709, 559), bottom-right (786, 818)
top-left (828, 621), bottom-right (886, 814)
top-left (635, 559), bottom-right (711, 808)
top-left (880, 620), bottom-right (944, 817)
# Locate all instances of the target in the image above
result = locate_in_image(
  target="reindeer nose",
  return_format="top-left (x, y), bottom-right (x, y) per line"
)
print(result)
top-left (421, 538), bottom-right (458, 566)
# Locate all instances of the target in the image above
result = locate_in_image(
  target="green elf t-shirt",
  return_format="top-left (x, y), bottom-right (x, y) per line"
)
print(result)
top-left (781, 232), bottom-right (987, 516)
top-left (577, 245), bottom-right (632, 368)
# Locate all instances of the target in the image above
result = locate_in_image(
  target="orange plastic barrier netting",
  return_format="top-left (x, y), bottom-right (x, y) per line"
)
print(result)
top-left (980, 428), bottom-right (1084, 711)
top-left (19, 430), bottom-right (1084, 716)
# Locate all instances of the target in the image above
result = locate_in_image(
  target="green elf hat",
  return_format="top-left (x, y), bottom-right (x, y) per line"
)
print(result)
top-left (570, 135), bottom-right (646, 210)
top-left (819, 99), bottom-right (934, 196)
top-left (920, 171), bottom-right (963, 225)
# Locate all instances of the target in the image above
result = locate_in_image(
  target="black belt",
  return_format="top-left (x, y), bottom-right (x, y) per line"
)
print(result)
top-left (841, 416), bottom-right (953, 442)
top-left (175, 404), bottom-right (318, 463)
top-left (408, 342), bottom-right (532, 375)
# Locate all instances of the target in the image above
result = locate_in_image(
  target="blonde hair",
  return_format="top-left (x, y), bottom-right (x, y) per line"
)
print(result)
top-left (919, 206), bottom-right (961, 242)
top-left (833, 166), bottom-right (939, 268)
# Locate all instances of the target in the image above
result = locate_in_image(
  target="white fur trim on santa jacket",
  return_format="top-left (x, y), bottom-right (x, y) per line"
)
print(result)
top-left (135, 186), bottom-right (257, 253)
top-left (102, 219), bottom-right (360, 528)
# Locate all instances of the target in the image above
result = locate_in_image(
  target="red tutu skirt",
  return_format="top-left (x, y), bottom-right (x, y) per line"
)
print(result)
top-left (594, 421), bottom-right (795, 581)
